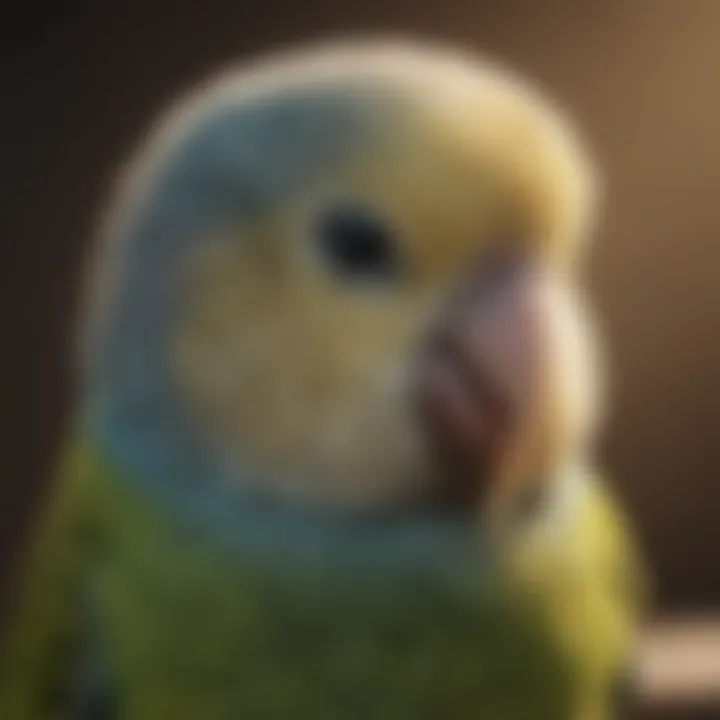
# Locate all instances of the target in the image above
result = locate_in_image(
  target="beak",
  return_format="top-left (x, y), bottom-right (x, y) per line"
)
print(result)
top-left (414, 247), bottom-right (551, 516)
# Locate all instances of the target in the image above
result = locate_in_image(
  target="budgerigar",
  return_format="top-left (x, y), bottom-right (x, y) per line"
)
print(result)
top-left (0, 39), bottom-right (645, 720)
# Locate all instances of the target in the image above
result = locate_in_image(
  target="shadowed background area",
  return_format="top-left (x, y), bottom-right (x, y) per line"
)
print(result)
top-left (1, 0), bottom-right (718, 656)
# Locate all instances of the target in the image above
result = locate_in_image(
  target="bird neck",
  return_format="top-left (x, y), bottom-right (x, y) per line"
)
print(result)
top-left (83, 401), bottom-right (488, 574)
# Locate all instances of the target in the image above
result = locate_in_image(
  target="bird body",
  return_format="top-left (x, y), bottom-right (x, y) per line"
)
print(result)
top-left (1, 40), bottom-right (645, 720)
top-left (2, 436), bottom-right (639, 720)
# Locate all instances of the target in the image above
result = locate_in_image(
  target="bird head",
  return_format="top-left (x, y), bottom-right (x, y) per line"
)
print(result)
top-left (83, 40), bottom-right (601, 526)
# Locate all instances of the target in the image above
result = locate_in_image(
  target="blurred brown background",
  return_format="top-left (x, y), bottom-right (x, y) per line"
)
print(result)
top-left (1, 0), bottom-right (719, 631)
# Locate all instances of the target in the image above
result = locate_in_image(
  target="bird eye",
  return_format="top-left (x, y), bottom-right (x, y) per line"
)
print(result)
top-left (316, 204), bottom-right (399, 280)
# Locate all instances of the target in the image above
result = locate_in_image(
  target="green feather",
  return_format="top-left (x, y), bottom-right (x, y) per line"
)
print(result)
top-left (0, 438), bottom-right (102, 719)
top-left (2, 437), bottom-right (641, 720)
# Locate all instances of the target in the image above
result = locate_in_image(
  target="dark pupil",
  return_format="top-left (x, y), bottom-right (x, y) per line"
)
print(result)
top-left (319, 207), bottom-right (397, 279)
